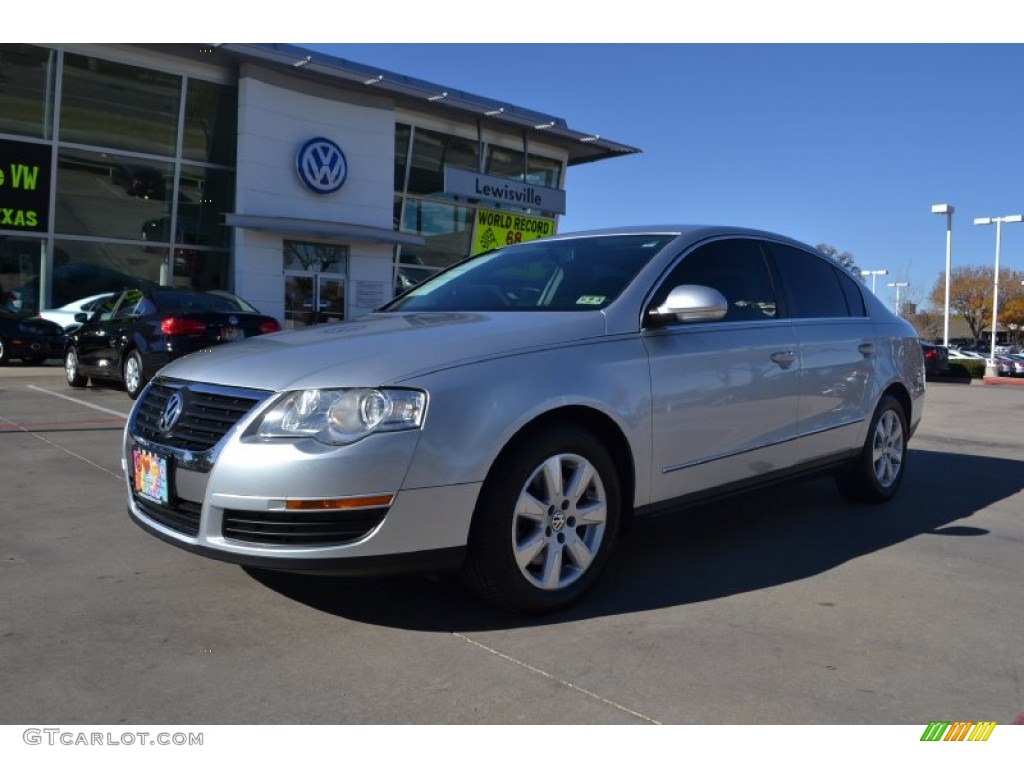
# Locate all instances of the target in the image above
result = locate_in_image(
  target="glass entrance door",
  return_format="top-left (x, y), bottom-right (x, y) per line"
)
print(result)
top-left (284, 273), bottom-right (346, 328)
top-left (282, 240), bottom-right (349, 329)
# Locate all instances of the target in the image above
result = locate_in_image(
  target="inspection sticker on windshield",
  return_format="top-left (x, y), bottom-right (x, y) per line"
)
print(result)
top-left (576, 295), bottom-right (606, 305)
top-left (133, 447), bottom-right (169, 504)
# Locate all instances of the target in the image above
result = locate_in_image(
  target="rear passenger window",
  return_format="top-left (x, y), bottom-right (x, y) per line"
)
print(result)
top-left (652, 238), bottom-right (778, 322)
top-left (835, 268), bottom-right (866, 317)
top-left (768, 243), bottom-right (856, 318)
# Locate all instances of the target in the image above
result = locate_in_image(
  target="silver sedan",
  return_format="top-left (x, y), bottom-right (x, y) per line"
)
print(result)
top-left (123, 226), bottom-right (925, 613)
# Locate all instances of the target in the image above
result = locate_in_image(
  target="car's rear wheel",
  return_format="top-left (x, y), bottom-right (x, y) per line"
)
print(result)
top-left (835, 394), bottom-right (908, 503)
top-left (462, 425), bottom-right (621, 613)
top-left (65, 348), bottom-right (86, 387)
top-left (123, 350), bottom-right (146, 400)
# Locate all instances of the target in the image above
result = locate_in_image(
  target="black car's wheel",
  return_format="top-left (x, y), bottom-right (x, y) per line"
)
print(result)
top-left (0, 335), bottom-right (9, 366)
top-left (835, 395), bottom-right (908, 503)
top-left (123, 350), bottom-right (146, 400)
top-left (462, 424), bottom-right (621, 614)
top-left (65, 347), bottom-right (87, 387)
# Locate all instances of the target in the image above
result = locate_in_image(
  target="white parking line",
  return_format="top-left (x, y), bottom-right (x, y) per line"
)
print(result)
top-left (454, 633), bottom-right (662, 724)
top-left (26, 385), bottom-right (131, 419)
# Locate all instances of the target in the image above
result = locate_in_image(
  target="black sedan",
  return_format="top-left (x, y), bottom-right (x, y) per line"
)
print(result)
top-left (0, 309), bottom-right (65, 365)
top-left (64, 287), bottom-right (281, 398)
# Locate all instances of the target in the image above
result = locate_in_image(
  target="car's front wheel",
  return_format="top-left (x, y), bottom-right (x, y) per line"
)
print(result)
top-left (65, 348), bottom-right (86, 387)
top-left (123, 350), bottom-right (146, 400)
top-left (835, 394), bottom-right (908, 503)
top-left (462, 424), bottom-right (621, 614)
top-left (0, 335), bottom-right (9, 366)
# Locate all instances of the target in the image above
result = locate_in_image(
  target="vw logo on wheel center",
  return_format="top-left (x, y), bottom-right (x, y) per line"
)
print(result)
top-left (296, 137), bottom-right (348, 194)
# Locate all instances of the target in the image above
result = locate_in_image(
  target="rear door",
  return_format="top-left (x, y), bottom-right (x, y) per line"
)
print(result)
top-left (765, 243), bottom-right (877, 464)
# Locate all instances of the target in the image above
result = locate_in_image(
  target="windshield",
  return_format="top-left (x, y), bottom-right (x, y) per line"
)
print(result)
top-left (385, 234), bottom-right (676, 312)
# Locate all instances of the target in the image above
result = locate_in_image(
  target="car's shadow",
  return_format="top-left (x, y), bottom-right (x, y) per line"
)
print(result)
top-left (245, 449), bottom-right (1023, 630)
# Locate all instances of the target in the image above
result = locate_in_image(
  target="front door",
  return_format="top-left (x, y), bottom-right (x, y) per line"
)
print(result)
top-left (642, 238), bottom-right (801, 503)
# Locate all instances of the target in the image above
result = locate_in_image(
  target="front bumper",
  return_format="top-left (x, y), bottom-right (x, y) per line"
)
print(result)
top-left (124, 380), bottom-right (480, 574)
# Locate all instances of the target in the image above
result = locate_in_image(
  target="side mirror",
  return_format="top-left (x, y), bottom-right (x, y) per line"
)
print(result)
top-left (74, 312), bottom-right (89, 324)
top-left (651, 284), bottom-right (728, 323)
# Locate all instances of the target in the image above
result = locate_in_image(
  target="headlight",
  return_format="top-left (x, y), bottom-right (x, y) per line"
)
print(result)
top-left (255, 388), bottom-right (426, 445)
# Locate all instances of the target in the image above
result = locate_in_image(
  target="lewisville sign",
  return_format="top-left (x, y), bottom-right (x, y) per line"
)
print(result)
top-left (444, 166), bottom-right (566, 216)
top-left (0, 138), bottom-right (52, 233)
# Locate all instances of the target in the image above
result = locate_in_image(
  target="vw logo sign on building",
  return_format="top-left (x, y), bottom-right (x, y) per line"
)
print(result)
top-left (296, 137), bottom-right (348, 194)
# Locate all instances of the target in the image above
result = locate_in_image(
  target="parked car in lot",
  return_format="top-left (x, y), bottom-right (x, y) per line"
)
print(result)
top-left (123, 226), bottom-right (926, 613)
top-left (994, 354), bottom-right (1024, 376)
top-left (65, 287), bottom-right (281, 399)
top-left (919, 341), bottom-right (949, 376)
top-left (0, 308), bottom-right (65, 365)
top-left (36, 292), bottom-right (115, 332)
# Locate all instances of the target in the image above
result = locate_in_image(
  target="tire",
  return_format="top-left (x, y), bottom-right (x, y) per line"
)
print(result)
top-left (462, 425), bottom-right (621, 614)
top-left (65, 347), bottom-right (87, 387)
top-left (123, 350), bottom-right (146, 400)
top-left (0, 335), bottom-right (9, 366)
top-left (835, 395), bottom-right (908, 503)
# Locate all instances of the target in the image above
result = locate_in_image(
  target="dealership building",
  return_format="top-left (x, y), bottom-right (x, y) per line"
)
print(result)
top-left (0, 43), bottom-right (639, 326)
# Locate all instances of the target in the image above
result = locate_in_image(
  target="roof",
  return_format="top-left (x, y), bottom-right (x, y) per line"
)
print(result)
top-left (190, 43), bottom-right (643, 167)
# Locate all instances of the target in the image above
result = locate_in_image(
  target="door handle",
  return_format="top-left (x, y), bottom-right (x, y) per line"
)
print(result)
top-left (858, 343), bottom-right (875, 358)
top-left (770, 351), bottom-right (798, 368)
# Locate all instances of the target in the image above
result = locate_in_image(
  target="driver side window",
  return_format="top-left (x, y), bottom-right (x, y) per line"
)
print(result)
top-left (651, 238), bottom-right (778, 322)
top-left (95, 294), bottom-right (121, 322)
top-left (111, 290), bottom-right (145, 321)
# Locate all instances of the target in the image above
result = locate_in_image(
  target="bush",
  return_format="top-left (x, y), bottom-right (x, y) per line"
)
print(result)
top-left (949, 360), bottom-right (986, 379)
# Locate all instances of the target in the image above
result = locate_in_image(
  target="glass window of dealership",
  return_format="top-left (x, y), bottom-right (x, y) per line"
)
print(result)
top-left (0, 44), bottom-right (566, 322)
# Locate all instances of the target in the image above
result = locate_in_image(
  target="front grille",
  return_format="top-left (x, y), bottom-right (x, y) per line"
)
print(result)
top-left (222, 507), bottom-right (388, 546)
top-left (133, 381), bottom-right (263, 452)
top-left (134, 495), bottom-right (201, 537)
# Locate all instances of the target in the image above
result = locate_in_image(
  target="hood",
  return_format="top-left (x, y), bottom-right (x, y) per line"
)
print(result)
top-left (155, 311), bottom-right (607, 391)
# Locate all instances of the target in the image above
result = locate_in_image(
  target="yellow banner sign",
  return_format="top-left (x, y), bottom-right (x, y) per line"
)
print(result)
top-left (472, 209), bottom-right (556, 255)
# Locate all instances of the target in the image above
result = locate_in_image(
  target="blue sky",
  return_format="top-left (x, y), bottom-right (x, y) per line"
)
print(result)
top-left (303, 42), bottom-right (1024, 313)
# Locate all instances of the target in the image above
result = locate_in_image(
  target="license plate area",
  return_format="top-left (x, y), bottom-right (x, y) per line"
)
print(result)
top-left (219, 327), bottom-right (242, 342)
top-left (132, 447), bottom-right (171, 505)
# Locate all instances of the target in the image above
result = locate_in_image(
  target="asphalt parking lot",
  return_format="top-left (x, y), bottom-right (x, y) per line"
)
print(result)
top-left (1, 363), bottom-right (1022, 725)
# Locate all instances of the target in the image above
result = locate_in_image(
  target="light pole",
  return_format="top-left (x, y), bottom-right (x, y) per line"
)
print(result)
top-left (931, 203), bottom-right (954, 346)
top-left (861, 269), bottom-right (888, 293)
top-left (887, 281), bottom-right (909, 316)
top-left (974, 214), bottom-right (1024, 377)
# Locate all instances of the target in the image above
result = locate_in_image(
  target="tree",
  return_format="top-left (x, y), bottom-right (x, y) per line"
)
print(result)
top-left (816, 244), bottom-right (862, 280)
top-left (1000, 272), bottom-right (1024, 347)
top-left (906, 308), bottom-right (942, 342)
top-left (928, 266), bottom-right (1024, 346)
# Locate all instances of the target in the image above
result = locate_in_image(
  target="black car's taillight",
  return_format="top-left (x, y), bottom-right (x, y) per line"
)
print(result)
top-left (161, 317), bottom-right (206, 335)
top-left (258, 319), bottom-right (281, 334)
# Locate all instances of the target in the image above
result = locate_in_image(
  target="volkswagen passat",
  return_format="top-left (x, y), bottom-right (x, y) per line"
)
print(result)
top-left (124, 226), bottom-right (925, 613)
top-left (66, 287), bottom-right (281, 399)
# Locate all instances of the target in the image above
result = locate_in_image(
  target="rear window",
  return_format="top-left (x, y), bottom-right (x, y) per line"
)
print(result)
top-left (153, 291), bottom-right (256, 313)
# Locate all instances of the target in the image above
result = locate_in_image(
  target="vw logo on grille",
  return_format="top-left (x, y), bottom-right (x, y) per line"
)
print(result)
top-left (296, 137), bottom-right (348, 194)
top-left (158, 392), bottom-right (184, 433)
